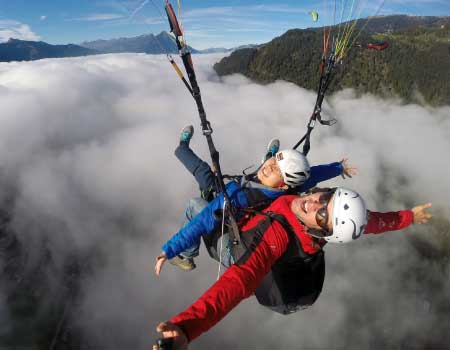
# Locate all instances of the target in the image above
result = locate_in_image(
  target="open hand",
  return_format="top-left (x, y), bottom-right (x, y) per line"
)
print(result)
top-left (340, 157), bottom-right (357, 179)
top-left (155, 252), bottom-right (168, 276)
top-left (152, 321), bottom-right (188, 350)
top-left (412, 203), bottom-right (432, 224)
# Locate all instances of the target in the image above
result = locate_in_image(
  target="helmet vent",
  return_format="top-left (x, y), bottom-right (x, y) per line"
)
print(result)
top-left (344, 204), bottom-right (349, 210)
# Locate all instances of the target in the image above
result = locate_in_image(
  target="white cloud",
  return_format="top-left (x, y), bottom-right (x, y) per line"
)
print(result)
top-left (184, 6), bottom-right (235, 18)
top-left (182, 4), bottom-right (310, 19)
top-left (248, 4), bottom-right (310, 14)
top-left (129, 0), bottom-right (150, 20)
top-left (388, 0), bottom-right (448, 4)
top-left (0, 53), bottom-right (449, 348)
top-left (70, 13), bottom-right (126, 21)
top-left (0, 20), bottom-right (40, 42)
top-left (144, 17), bottom-right (164, 25)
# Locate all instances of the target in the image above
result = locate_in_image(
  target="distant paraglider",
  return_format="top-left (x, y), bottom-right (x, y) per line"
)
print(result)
top-left (309, 10), bottom-right (319, 22)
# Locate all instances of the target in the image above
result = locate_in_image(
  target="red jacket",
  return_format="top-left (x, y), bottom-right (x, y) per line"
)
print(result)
top-left (171, 195), bottom-right (414, 342)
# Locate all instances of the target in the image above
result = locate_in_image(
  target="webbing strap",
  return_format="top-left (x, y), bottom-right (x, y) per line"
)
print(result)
top-left (237, 209), bottom-right (312, 262)
top-left (263, 212), bottom-right (311, 261)
top-left (165, 1), bottom-right (242, 248)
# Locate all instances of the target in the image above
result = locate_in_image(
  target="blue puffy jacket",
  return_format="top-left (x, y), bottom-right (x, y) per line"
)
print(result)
top-left (162, 162), bottom-right (343, 259)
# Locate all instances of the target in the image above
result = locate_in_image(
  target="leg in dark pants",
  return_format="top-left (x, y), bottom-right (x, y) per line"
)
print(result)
top-left (175, 142), bottom-right (218, 198)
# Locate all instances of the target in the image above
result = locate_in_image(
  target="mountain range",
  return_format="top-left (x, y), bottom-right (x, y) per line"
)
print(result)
top-left (0, 32), bottom-right (231, 62)
top-left (0, 31), bottom-right (260, 63)
top-left (80, 31), bottom-right (198, 54)
top-left (0, 38), bottom-right (99, 62)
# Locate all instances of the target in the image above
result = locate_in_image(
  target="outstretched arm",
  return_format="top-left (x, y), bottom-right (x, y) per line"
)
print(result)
top-left (156, 220), bottom-right (288, 343)
top-left (365, 203), bottom-right (432, 234)
top-left (156, 181), bottom-right (249, 275)
top-left (299, 158), bottom-right (356, 193)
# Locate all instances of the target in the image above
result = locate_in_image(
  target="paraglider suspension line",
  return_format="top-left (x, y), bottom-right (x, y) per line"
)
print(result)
top-left (293, 55), bottom-right (336, 155)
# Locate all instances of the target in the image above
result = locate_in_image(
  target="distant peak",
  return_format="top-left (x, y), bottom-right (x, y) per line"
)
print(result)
top-left (157, 31), bottom-right (171, 36)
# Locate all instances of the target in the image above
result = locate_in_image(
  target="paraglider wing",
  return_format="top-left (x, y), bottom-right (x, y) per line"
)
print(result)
top-left (309, 10), bottom-right (319, 22)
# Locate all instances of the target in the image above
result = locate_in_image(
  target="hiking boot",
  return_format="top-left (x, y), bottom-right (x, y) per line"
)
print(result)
top-left (169, 255), bottom-right (196, 271)
top-left (180, 125), bottom-right (194, 145)
top-left (262, 138), bottom-right (280, 162)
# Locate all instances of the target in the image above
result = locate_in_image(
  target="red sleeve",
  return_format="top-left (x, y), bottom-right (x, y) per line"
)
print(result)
top-left (170, 220), bottom-right (289, 342)
top-left (365, 210), bottom-right (414, 235)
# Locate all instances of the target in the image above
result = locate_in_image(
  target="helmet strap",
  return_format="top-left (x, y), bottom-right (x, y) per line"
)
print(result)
top-left (295, 216), bottom-right (330, 237)
top-left (306, 227), bottom-right (333, 239)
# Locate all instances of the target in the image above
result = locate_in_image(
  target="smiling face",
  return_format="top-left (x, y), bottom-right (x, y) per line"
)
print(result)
top-left (290, 191), bottom-right (335, 232)
top-left (257, 157), bottom-right (287, 189)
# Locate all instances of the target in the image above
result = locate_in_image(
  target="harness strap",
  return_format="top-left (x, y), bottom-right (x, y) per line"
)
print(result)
top-left (164, 0), bottom-right (242, 249)
top-left (263, 212), bottom-right (312, 261)
top-left (234, 210), bottom-right (314, 264)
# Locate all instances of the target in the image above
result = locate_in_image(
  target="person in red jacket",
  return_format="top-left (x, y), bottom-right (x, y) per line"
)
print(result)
top-left (152, 187), bottom-right (432, 350)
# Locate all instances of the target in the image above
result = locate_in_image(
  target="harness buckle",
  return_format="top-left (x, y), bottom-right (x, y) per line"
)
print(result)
top-left (202, 122), bottom-right (213, 136)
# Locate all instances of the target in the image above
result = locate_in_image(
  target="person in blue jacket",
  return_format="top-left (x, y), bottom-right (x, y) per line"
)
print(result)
top-left (155, 125), bottom-right (356, 274)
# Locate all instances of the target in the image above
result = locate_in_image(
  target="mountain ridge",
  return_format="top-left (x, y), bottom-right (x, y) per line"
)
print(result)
top-left (213, 15), bottom-right (450, 106)
top-left (0, 38), bottom-right (99, 62)
top-left (80, 31), bottom-right (199, 54)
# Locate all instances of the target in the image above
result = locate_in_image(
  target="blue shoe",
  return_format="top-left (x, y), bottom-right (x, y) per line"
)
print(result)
top-left (180, 125), bottom-right (194, 144)
top-left (262, 138), bottom-right (280, 162)
top-left (267, 138), bottom-right (280, 156)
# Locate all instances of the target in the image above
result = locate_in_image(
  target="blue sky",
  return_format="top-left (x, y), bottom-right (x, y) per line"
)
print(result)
top-left (0, 0), bottom-right (448, 49)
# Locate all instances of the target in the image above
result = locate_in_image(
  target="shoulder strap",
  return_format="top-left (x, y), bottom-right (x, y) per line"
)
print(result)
top-left (263, 212), bottom-right (312, 261)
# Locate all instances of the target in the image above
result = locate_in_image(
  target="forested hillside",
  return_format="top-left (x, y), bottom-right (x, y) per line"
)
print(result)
top-left (214, 16), bottom-right (450, 106)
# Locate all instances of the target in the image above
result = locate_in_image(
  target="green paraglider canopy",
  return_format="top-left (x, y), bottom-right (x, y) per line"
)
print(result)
top-left (309, 10), bottom-right (319, 22)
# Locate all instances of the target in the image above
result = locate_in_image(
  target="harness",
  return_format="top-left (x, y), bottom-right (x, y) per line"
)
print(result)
top-left (204, 210), bottom-right (325, 315)
top-left (202, 182), bottom-right (275, 265)
top-left (248, 213), bottom-right (325, 314)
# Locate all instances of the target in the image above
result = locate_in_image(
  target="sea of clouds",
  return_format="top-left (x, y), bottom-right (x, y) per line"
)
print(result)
top-left (0, 53), bottom-right (449, 349)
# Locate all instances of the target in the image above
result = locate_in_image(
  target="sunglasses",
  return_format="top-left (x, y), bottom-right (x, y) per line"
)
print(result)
top-left (308, 188), bottom-right (336, 232)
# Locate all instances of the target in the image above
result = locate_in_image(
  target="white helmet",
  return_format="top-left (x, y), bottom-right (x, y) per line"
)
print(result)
top-left (325, 187), bottom-right (368, 243)
top-left (275, 149), bottom-right (310, 187)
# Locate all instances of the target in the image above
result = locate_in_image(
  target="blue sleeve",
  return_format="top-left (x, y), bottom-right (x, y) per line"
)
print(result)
top-left (162, 181), bottom-right (249, 259)
top-left (298, 162), bottom-right (343, 193)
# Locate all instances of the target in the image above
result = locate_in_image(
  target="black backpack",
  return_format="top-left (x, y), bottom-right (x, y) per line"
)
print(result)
top-left (203, 212), bottom-right (325, 315)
